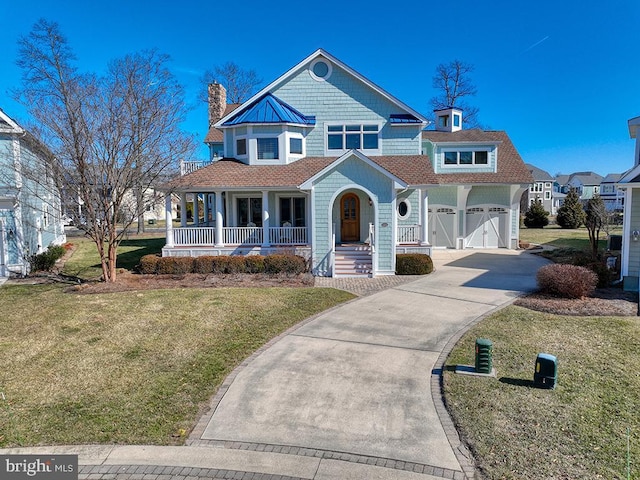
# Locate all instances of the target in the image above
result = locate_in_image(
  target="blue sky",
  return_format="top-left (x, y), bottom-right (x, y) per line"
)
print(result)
top-left (1, 0), bottom-right (639, 177)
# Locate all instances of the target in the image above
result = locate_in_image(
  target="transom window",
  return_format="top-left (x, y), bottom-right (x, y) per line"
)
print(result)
top-left (279, 197), bottom-right (306, 227)
top-left (327, 124), bottom-right (379, 151)
top-left (443, 150), bottom-right (489, 165)
top-left (257, 138), bottom-right (279, 160)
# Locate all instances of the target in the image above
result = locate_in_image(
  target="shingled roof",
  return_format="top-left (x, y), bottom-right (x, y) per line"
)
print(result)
top-left (165, 136), bottom-right (530, 191)
top-left (423, 130), bottom-right (533, 184)
top-left (204, 104), bottom-right (241, 144)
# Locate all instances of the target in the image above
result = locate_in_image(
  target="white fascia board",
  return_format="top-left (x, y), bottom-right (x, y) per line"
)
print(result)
top-left (619, 163), bottom-right (640, 184)
top-left (298, 149), bottom-right (407, 190)
top-left (0, 110), bottom-right (24, 134)
top-left (214, 49), bottom-right (429, 128)
top-left (629, 116), bottom-right (640, 138)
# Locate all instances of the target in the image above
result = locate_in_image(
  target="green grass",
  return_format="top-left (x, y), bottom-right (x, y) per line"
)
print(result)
top-left (520, 225), bottom-right (622, 251)
top-left (62, 234), bottom-right (165, 280)
top-left (444, 306), bottom-right (640, 479)
top-left (0, 284), bottom-right (354, 447)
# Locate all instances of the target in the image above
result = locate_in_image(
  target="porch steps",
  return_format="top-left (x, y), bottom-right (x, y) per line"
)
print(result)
top-left (334, 244), bottom-right (372, 277)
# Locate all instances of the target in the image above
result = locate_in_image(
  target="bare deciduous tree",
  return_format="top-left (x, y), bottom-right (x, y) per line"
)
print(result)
top-left (200, 61), bottom-right (262, 104)
top-left (430, 60), bottom-right (481, 128)
top-left (14, 19), bottom-right (196, 282)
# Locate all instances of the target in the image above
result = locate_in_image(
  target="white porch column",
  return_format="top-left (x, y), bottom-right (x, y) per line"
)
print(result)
top-left (203, 194), bottom-right (210, 225)
top-left (180, 193), bottom-right (187, 227)
top-left (193, 193), bottom-right (200, 226)
top-left (420, 189), bottom-right (429, 245)
top-left (215, 191), bottom-right (224, 247)
top-left (165, 193), bottom-right (174, 247)
top-left (262, 190), bottom-right (270, 247)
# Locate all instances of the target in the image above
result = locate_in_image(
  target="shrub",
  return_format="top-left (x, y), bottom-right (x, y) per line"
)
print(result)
top-left (138, 254), bottom-right (160, 274)
top-left (523, 200), bottom-right (549, 228)
top-left (226, 256), bottom-right (246, 274)
top-left (155, 256), bottom-right (194, 275)
top-left (536, 264), bottom-right (597, 298)
top-left (571, 253), bottom-right (616, 288)
top-left (396, 254), bottom-right (434, 275)
top-left (556, 188), bottom-right (586, 229)
top-left (193, 256), bottom-right (216, 274)
top-left (30, 245), bottom-right (67, 272)
top-left (264, 254), bottom-right (307, 274)
top-left (244, 255), bottom-right (265, 273)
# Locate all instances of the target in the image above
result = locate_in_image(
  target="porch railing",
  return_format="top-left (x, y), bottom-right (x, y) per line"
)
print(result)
top-left (268, 227), bottom-right (308, 245)
top-left (223, 226), bottom-right (263, 245)
top-left (397, 224), bottom-right (421, 244)
top-left (171, 226), bottom-right (307, 246)
top-left (173, 227), bottom-right (216, 245)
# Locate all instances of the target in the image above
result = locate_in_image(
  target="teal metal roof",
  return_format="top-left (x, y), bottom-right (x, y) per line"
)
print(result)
top-left (222, 93), bottom-right (316, 126)
top-left (389, 114), bottom-right (422, 124)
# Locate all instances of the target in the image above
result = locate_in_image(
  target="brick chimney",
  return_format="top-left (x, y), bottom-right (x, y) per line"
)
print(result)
top-left (208, 82), bottom-right (227, 127)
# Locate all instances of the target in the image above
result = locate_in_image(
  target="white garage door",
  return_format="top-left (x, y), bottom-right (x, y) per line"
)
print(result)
top-left (428, 207), bottom-right (456, 248)
top-left (465, 207), bottom-right (508, 248)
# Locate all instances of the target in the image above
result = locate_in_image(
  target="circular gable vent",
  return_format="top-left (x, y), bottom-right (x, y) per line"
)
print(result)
top-left (309, 58), bottom-right (332, 81)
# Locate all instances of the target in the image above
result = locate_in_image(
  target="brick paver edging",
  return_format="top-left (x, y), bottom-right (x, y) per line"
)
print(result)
top-left (79, 464), bottom-right (306, 480)
top-left (187, 439), bottom-right (465, 479)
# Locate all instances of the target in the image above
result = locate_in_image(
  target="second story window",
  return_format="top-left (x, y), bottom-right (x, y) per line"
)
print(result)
top-left (257, 138), bottom-right (279, 160)
top-left (531, 182), bottom-right (544, 193)
top-left (327, 124), bottom-right (380, 152)
top-left (236, 138), bottom-right (247, 156)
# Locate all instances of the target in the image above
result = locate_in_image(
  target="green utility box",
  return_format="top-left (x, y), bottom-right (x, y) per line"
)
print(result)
top-left (475, 338), bottom-right (493, 374)
top-left (534, 353), bottom-right (557, 389)
top-left (148, 219), bottom-right (156, 225)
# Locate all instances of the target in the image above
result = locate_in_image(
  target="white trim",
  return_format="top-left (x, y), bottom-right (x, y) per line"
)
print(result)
top-left (622, 187), bottom-right (632, 276)
top-left (324, 121), bottom-right (382, 157)
top-left (397, 198), bottom-right (411, 220)
top-left (214, 49), bottom-right (429, 128)
top-left (309, 58), bottom-right (333, 82)
top-left (299, 150), bottom-right (406, 190)
top-left (327, 184), bottom-right (379, 277)
top-left (0, 110), bottom-right (24, 134)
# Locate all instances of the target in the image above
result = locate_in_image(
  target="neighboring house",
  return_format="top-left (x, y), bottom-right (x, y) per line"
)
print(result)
top-left (0, 109), bottom-right (66, 277)
top-left (600, 173), bottom-right (625, 212)
top-left (160, 49), bottom-right (532, 277)
top-left (565, 171), bottom-right (604, 201)
top-left (618, 115), bottom-right (640, 290)
top-left (521, 163), bottom-right (554, 214)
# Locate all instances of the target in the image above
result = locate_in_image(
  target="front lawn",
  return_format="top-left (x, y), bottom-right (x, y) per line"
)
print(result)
top-left (519, 225), bottom-right (622, 251)
top-left (0, 284), bottom-right (354, 447)
top-left (444, 306), bottom-right (640, 479)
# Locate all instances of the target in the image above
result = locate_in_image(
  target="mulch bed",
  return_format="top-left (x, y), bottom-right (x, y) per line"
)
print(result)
top-left (514, 288), bottom-right (638, 316)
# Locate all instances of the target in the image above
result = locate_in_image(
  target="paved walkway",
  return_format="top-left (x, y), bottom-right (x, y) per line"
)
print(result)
top-left (1, 250), bottom-right (548, 480)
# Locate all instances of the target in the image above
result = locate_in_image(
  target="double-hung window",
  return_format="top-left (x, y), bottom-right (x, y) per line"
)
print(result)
top-left (327, 124), bottom-right (379, 152)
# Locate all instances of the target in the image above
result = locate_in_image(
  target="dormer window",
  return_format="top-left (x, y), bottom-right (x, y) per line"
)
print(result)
top-left (236, 138), bottom-right (247, 156)
top-left (438, 115), bottom-right (449, 129)
top-left (443, 150), bottom-right (489, 166)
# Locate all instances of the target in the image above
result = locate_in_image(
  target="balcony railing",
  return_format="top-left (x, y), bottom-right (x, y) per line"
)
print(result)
top-left (180, 159), bottom-right (212, 175)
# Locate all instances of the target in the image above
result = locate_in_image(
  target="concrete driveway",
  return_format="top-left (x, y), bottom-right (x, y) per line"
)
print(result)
top-left (194, 249), bottom-right (548, 477)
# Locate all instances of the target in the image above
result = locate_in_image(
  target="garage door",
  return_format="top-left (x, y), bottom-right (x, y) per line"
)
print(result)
top-left (465, 207), bottom-right (508, 248)
top-left (428, 207), bottom-right (456, 248)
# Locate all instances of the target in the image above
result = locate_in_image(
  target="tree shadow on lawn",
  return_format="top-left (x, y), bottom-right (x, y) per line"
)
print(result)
top-left (116, 237), bottom-right (165, 271)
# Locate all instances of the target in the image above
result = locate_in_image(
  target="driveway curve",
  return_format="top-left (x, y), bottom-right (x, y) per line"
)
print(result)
top-left (193, 249), bottom-right (549, 477)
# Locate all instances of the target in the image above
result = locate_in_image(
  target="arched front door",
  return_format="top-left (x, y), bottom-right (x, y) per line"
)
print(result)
top-left (340, 193), bottom-right (360, 242)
